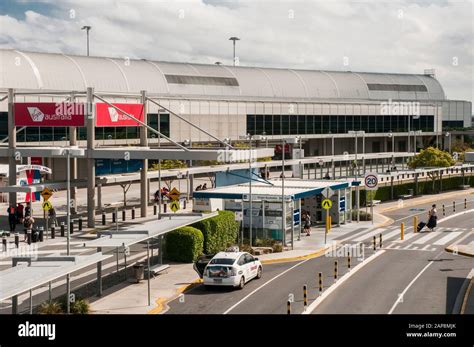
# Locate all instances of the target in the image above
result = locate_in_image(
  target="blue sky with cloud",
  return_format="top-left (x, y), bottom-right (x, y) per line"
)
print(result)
top-left (0, 0), bottom-right (472, 102)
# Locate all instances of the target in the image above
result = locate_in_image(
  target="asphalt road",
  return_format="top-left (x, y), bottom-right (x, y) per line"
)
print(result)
top-left (166, 193), bottom-right (474, 314)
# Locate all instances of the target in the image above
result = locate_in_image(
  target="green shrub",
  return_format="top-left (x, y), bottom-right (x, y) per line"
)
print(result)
top-left (71, 299), bottom-right (90, 314)
top-left (351, 210), bottom-right (372, 221)
top-left (193, 211), bottom-right (239, 254)
top-left (165, 226), bottom-right (204, 262)
top-left (38, 301), bottom-right (63, 314)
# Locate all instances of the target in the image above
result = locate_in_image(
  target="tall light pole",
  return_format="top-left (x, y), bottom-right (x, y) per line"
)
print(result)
top-left (281, 138), bottom-right (286, 248)
top-left (229, 37), bottom-right (240, 66)
top-left (81, 26), bottom-right (91, 56)
top-left (248, 134), bottom-right (253, 247)
top-left (445, 132), bottom-right (451, 153)
top-left (348, 130), bottom-right (364, 222)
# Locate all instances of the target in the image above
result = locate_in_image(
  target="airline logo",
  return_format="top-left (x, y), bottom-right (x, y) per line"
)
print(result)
top-left (108, 107), bottom-right (129, 122)
top-left (14, 102), bottom-right (85, 127)
top-left (27, 107), bottom-right (45, 122)
top-left (95, 103), bottom-right (144, 127)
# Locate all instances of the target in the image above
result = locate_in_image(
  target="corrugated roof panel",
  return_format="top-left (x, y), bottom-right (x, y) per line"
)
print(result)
top-left (292, 70), bottom-right (339, 99)
top-left (0, 50), bottom-right (41, 89)
top-left (230, 67), bottom-right (276, 98)
top-left (326, 71), bottom-right (369, 99)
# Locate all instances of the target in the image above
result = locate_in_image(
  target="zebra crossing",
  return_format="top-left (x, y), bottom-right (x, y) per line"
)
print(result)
top-left (340, 225), bottom-right (471, 252)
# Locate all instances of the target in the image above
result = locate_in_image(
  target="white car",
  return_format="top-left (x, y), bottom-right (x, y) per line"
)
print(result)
top-left (203, 252), bottom-right (263, 289)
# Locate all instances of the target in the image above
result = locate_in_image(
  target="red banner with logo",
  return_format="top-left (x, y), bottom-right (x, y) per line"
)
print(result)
top-left (14, 102), bottom-right (85, 127)
top-left (95, 103), bottom-right (144, 127)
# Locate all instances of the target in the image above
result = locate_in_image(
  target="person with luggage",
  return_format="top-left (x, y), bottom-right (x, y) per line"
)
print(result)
top-left (7, 204), bottom-right (16, 232)
top-left (48, 207), bottom-right (58, 227)
top-left (427, 204), bottom-right (438, 232)
top-left (23, 215), bottom-right (35, 242)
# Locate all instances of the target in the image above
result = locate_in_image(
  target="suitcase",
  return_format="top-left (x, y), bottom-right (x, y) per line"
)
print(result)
top-left (417, 222), bottom-right (426, 232)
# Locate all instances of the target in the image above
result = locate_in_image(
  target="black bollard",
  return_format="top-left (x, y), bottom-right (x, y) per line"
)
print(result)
top-left (60, 222), bottom-right (65, 237)
top-left (14, 232), bottom-right (19, 248)
top-left (27, 230), bottom-right (32, 245)
top-left (70, 221), bottom-right (74, 235)
top-left (153, 204), bottom-right (157, 215)
top-left (132, 207), bottom-right (135, 220)
top-left (164, 203), bottom-right (167, 213)
top-left (2, 236), bottom-right (7, 252)
top-left (102, 212), bottom-right (106, 225)
top-left (39, 227), bottom-right (44, 242)
top-left (51, 227), bottom-right (55, 239)
top-left (122, 209), bottom-right (126, 221)
top-left (78, 217), bottom-right (83, 231)
top-left (112, 211), bottom-right (116, 224)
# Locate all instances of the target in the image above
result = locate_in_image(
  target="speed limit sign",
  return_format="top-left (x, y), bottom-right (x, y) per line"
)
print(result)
top-left (364, 172), bottom-right (379, 190)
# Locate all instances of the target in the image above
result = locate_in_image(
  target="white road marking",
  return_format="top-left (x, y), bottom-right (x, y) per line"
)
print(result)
top-left (433, 232), bottom-right (463, 246)
top-left (393, 232), bottom-right (417, 243)
top-left (337, 227), bottom-right (382, 243)
top-left (303, 250), bottom-right (386, 314)
top-left (421, 245), bottom-right (431, 251)
top-left (412, 232), bottom-right (440, 244)
top-left (382, 228), bottom-right (405, 242)
top-left (223, 256), bottom-right (313, 314)
top-left (352, 228), bottom-right (386, 242)
top-left (388, 260), bottom-right (435, 314)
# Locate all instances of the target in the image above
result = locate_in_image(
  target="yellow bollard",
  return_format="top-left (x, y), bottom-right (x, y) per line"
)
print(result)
top-left (318, 272), bottom-right (323, 294)
top-left (400, 222), bottom-right (404, 240)
top-left (303, 285), bottom-right (308, 308)
top-left (329, 215), bottom-right (332, 231)
top-left (379, 233), bottom-right (382, 248)
top-left (347, 252), bottom-right (351, 271)
top-left (413, 216), bottom-right (418, 233)
top-left (373, 236), bottom-right (376, 251)
top-left (287, 300), bottom-right (291, 314)
top-left (465, 199), bottom-right (467, 209)
top-left (334, 261), bottom-right (338, 281)
top-left (442, 204), bottom-right (445, 216)
top-left (325, 215), bottom-right (329, 234)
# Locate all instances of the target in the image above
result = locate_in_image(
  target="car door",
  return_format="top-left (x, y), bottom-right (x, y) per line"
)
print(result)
top-left (244, 254), bottom-right (258, 279)
top-left (236, 255), bottom-right (247, 280)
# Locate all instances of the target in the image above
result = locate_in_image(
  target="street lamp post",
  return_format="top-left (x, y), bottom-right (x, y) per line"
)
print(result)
top-left (348, 130), bottom-right (365, 223)
top-left (281, 138), bottom-right (286, 248)
top-left (248, 134), bottom-right (253, 247)
top-left (445, 132), bottom-right (451, 153)
top-left (81, 26), bottom-right (91, 56)
top-left (229, 37), bottom-right (240, 66)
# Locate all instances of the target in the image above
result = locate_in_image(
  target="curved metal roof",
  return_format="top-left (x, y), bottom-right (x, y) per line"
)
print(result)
top-left (0, 49), bottom-right (445, 101)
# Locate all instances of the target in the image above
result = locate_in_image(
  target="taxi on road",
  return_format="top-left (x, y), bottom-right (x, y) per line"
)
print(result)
top-left (202, 251), bottom-right (262, 289)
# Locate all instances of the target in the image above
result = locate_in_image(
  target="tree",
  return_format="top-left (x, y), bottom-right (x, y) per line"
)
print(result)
top-left (408, 147), bottom-right (455, 191)
top-left (149, 160), bottom-right (187, 189)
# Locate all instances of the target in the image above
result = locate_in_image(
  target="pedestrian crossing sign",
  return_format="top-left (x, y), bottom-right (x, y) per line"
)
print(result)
top-left (42, 200), bottom-right (53, 211)
top-left (170, 200), bottom-right (180, 213)
top-left (322, 198), bottom-right (332, 210)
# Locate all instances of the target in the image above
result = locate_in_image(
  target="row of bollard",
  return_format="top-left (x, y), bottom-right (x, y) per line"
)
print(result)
top-left (288, 256), bottom-right (355, 314)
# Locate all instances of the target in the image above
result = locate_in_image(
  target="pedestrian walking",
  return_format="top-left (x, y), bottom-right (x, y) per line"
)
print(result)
top-left (304, 212), bottom-right (312, 236)
top-left (23, 215), bottom-right (35, 242)
top-left (7, 204), bottom-right (16, 232)
top-left (24, 202), bottom-right (32, 218)
top-left (427, 204), bottom-right (437, 231)
top-left (48, 207), bottom-right (58, 227)
top-left (16, 203), bottom-right (24, 224)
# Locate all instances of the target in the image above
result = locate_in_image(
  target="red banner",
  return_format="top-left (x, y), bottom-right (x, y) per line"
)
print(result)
top-left (95, 103), bottom-right (144, 127)
top-left (14, 102), bottom-right (85, 127)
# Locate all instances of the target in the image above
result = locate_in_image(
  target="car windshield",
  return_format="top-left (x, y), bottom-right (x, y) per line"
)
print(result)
top-left (209, 258), bottom-right (235, 265)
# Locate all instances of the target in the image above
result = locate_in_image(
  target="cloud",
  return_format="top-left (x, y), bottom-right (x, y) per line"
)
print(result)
top-left (0, 0), bottom-right (472, 103)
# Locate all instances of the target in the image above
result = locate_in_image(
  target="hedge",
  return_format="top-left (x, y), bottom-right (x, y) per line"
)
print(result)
top-left (193, 210), bottom-right (239, 254)
top-left (165, 226), bottom-right (204, 263)
top-left (356, 175), bottom-right (474, 206)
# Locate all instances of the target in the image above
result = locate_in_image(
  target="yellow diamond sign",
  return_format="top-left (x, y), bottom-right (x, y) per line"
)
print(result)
top-left (41, 187), bottom-right (53, 201)
top-left (168, 187), bottom-right (180, 201)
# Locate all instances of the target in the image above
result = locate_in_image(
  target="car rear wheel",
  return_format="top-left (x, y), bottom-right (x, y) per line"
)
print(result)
top-left (256, 266), bottom-right (262, 279)
top-left (238, 276), bottom-right (245, 290)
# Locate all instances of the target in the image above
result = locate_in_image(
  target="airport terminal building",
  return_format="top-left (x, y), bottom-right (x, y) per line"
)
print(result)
top-left (0, 49), bottom-right (471, 156)
top-left (0, 49), bottom-right (471, 227)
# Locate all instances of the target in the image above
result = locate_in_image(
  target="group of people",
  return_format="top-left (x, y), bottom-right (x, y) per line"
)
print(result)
top-left (195, 183), bottom-right (208, 191)
top-left (7, 202), bottom-right (34, 242)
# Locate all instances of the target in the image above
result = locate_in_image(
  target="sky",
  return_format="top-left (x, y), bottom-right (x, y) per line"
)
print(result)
top-left (0, 0), bottom-right (472, 102)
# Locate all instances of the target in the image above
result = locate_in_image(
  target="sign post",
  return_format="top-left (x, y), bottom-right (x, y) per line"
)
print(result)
top-left (41, 188), bottom-right (54, 240)
top-left (364, 172), bottom-right (379, 224)
top-left (169, 188), bottom-right (181, 213)
top-left (322, 198), bottom-right (332, 244)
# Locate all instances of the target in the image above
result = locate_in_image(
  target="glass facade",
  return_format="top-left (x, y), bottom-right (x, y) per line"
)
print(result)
top-left (0, 112), bottom-right (171, 142)
top-left (247, 115), bottom-right (434, 135)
